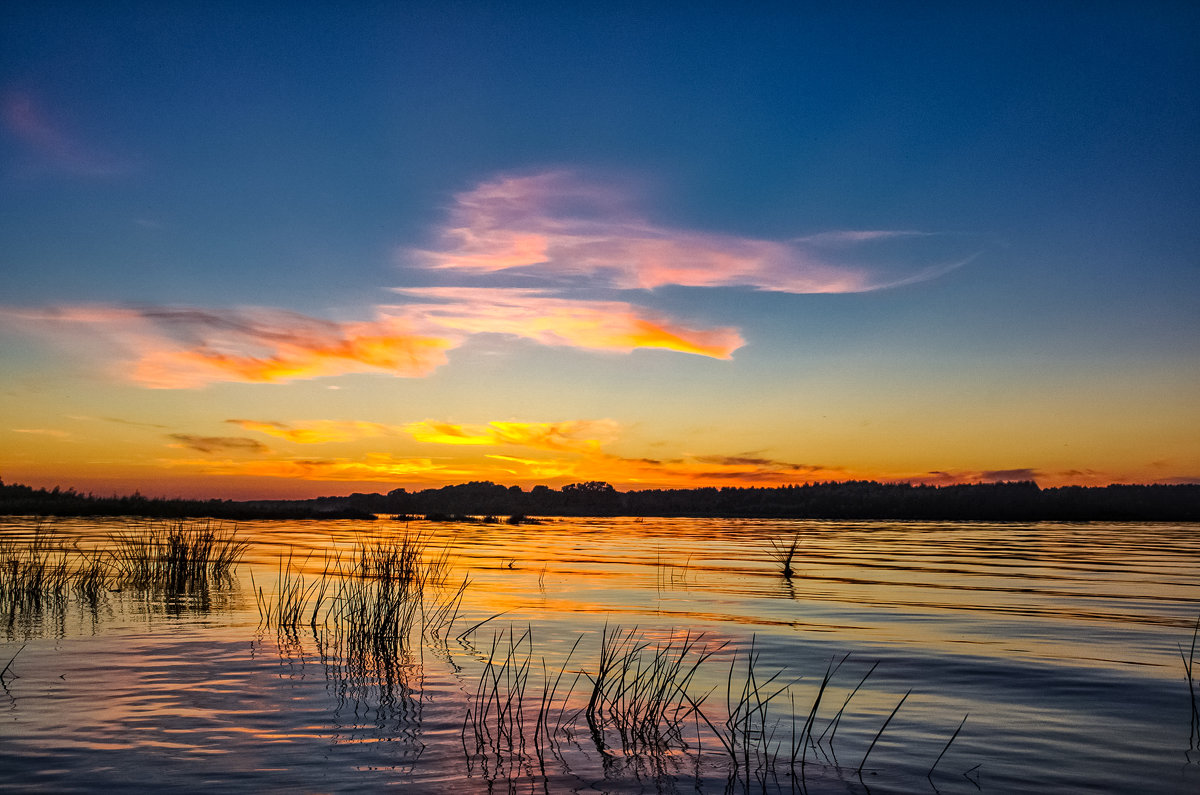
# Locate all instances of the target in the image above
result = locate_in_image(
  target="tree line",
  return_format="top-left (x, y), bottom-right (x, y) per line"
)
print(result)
top-left (4, 477), bottom-right (1198, 522)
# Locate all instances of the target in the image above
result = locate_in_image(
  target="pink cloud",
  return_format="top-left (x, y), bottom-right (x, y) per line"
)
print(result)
top-left (411, 172), bottom-right (971, 292)
top-left (3, 89), bottom-right (126, 177)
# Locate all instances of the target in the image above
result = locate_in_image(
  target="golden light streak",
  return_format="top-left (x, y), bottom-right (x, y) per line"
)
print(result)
top-left (161, 455), bottom-right (469, 483)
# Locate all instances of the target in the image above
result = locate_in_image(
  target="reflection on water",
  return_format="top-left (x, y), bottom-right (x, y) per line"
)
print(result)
top-left (0, 516), bottom-right (1197, 793)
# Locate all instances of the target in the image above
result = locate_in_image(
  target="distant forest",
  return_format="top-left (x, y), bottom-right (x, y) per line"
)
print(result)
top-left (2, 478), bottom-right (1198, 522)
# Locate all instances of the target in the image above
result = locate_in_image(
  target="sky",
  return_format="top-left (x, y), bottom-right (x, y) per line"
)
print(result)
top-left (2, 2), bottom-right (1198, 499)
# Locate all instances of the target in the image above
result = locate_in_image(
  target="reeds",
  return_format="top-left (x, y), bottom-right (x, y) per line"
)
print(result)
top-left (0, 530), bottom-right (73, 613)
top-left (109, 521), bottom-right (248, 591)
top-left (683, 635), bottom-right (795, 772)
top-left (0, 528), bottom-right (121, 613)
top-left (254, 532), bottom-right (464, 648)
top-left (1184, 615), bottom-right (1199, 751)
top-left (458, 626), bottom-right (962, 790)
top-left (766, 534), bottom-right (801, 578)
top-left (1, 521), bottom-right (249, 627)
top-left (583, 625), bottom-right (717, 755)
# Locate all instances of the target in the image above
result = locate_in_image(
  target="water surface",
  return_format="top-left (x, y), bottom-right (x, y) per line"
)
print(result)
top-left (1, 517), bottom-right (1197, 793)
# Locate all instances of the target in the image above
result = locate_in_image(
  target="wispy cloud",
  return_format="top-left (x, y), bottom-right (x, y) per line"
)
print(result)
top-left (390, 288), bottom-right (743, 359)
top-left (12, 428), bottom-right (72, 439)
top-left (170, 414), bottom-right (853, 488)
top-left (692, 453), bottom-right (829, 474)
top-left (409, 421), bottom-right (848, 485)
top-left (412, 171), bottom-right (974, 292)
top-left (917, 468), bottom-right (1043, 486)
top-left (978, 468), bottom-right (1041, 483)
top-left (229, 419), bottom-right (403, 444)
top-left (1, 169), bottom-right (968, 388)
top-left (0, 290), bottom-right (741, 387)
top-left (3, 89), bottom-right (127, 177)
top-left (0, 305), bottom-right (454, 387)
top-left (408, 419), bottom-right (619, 453)
top-left (167, 434), bottom-right (269, 454)
top-left (480, 449), bottom-right (852, 486)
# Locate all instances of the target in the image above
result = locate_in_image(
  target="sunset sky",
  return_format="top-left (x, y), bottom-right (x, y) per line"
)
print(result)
top-left (2, 3), bottom-right (1198, 499)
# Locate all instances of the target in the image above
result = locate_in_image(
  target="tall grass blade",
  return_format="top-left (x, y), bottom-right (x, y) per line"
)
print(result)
top-left (857, 689), bottom-right (911, 775)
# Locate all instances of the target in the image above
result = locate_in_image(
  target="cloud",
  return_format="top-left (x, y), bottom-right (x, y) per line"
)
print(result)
top-left (0, 304), bottom-right (454, 387)
top-left (408, 419), bottom-right (620, 453)
top-left (209, 412), bottom-right (852, 487)
top-left (485, 453), bottom-right (583, 479)
top-left (11, 428), bottom-right (72, 439)
top-left (390, 287), bottom-right (744, 359)
top-left (1, 290), bottom-right (742, 387)
top-left (977, 468), bottom-right (1041, 483)
top-left (3, 89), bottom-right (126, 177)
top-left (915, 468), bottom-right (1042, 486)
top-left (228, 419), bottom-right (404, 444)
top-left (692, 454), bottom-right (829, 473)
top-left (1, 170), bottom-right (971, 388)
top-left (411, 171), bottom-right (974, 292)
top-left (167, 434), bottom-right (270, 454)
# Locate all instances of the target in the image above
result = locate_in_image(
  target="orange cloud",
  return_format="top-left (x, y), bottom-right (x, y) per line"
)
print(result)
top-left (485, 454), bottom-right (584, 480)
top-left (3, 291), bottom-right (741, 387)
top-left (1, 305), bottom-right (454, 387)
top-left (408, 419), bottom-right (619, 452)
top-left (229, 419), bottom-right (403, 444)
top-left (412, 171), bottom-right (973, 292)
top-left (390, 287), bottom-right (744, 359)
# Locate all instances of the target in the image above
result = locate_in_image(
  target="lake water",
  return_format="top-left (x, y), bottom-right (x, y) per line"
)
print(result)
top-left (1, 516), bottom-right (1197, 793)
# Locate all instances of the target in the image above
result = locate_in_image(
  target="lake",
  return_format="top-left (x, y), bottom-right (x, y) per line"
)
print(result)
top-left (1, 516), bottom-right (1197, 793)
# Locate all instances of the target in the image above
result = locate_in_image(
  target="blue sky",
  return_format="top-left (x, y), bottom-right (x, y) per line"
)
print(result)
top-left (2, 3), bottom-right (1197, 497)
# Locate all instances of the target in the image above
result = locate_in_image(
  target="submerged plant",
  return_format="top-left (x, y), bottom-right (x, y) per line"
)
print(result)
top-left (766, 534), bottom-right (801, 578)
